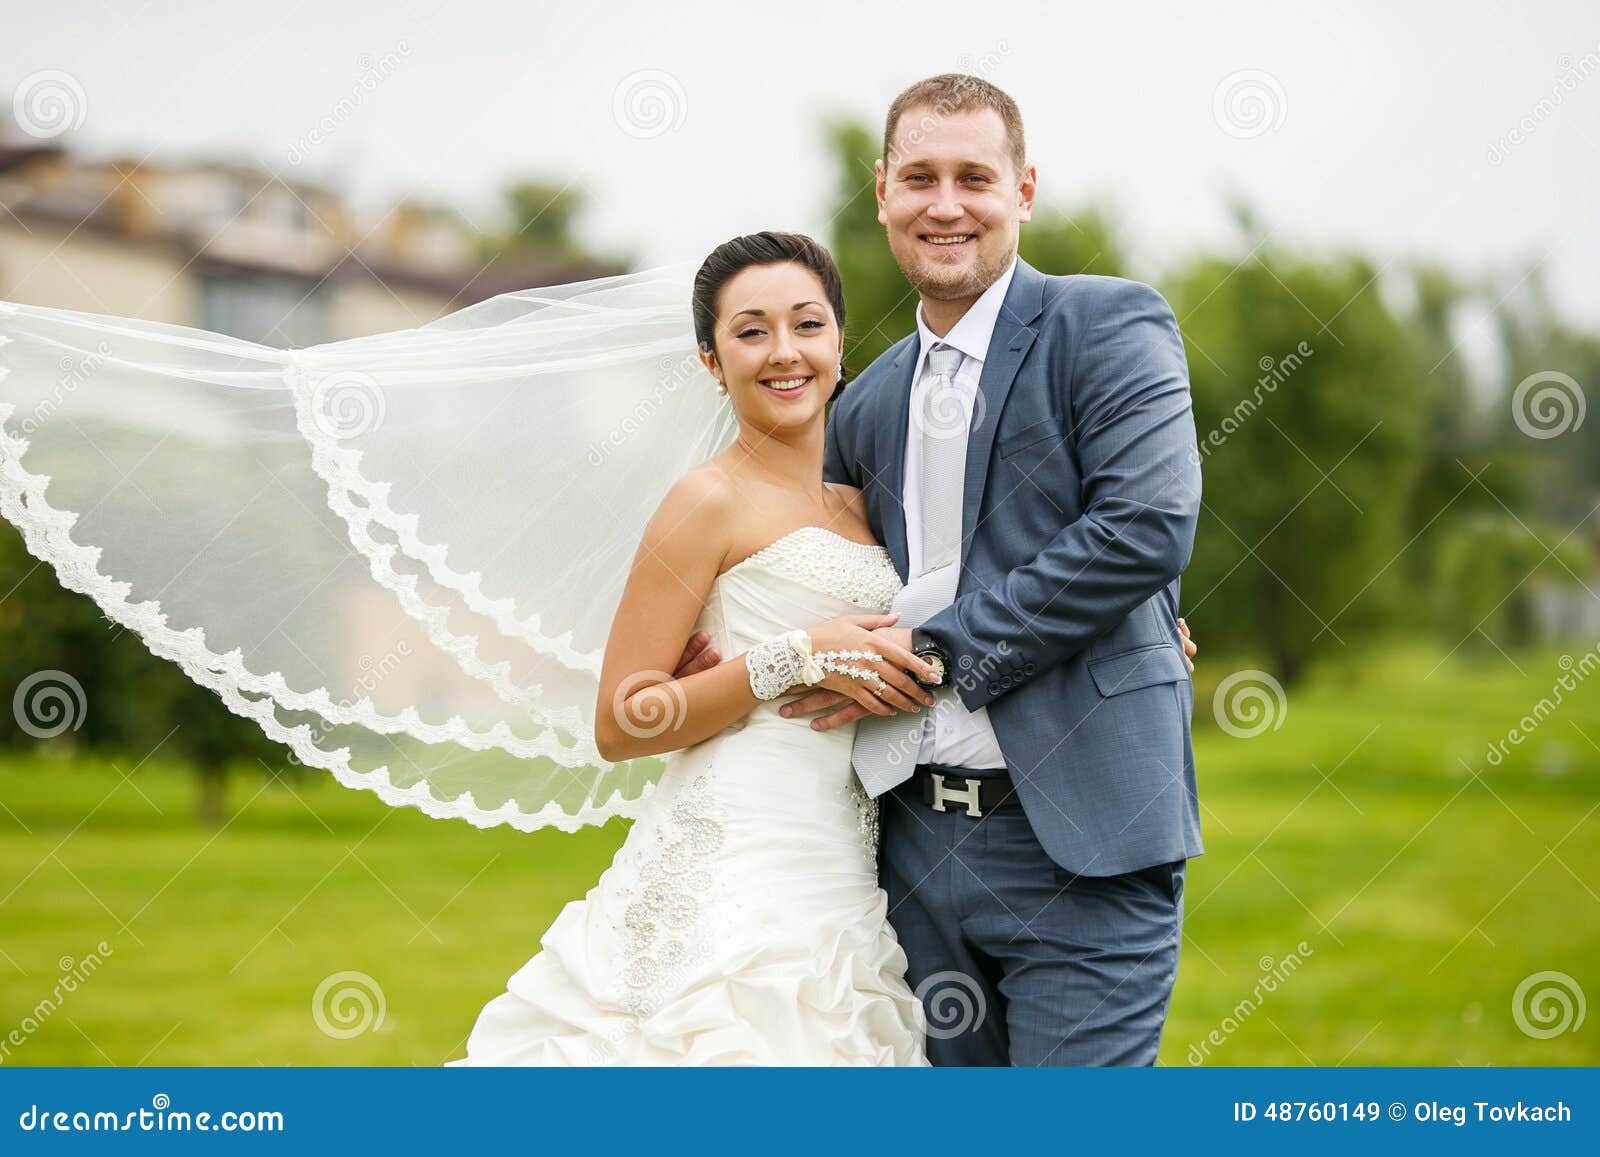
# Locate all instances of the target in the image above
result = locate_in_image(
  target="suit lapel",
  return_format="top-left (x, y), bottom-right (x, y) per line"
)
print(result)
top-left (960, 259), bottom-right (1044, 574)
top-left (875, 340), bottom-right (917, 579)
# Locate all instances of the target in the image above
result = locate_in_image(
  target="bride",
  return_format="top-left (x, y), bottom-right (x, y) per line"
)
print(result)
top-left (447, 232), bottom-right (939, 1065)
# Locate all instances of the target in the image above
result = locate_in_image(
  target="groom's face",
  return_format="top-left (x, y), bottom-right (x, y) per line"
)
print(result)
top-left (876, 107), bottom-right (1035, 303)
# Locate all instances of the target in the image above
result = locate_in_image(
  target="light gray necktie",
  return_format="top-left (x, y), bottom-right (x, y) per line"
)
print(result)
top-left (852, 345), bottom-right (967, 797)
top-left (917, 346), bottom-right (968, 571)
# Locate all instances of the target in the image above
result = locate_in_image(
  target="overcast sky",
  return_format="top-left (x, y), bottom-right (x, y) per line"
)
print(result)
top-left (6, 0), bottom-right (1599, 324)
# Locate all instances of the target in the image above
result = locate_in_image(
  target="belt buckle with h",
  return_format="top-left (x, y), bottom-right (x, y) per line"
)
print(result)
top-left (930, 773), bottom-right (984, 817)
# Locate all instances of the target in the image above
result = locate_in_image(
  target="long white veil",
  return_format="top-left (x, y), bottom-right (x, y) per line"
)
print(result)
top-left (0, 264), bottom-right (739, 831)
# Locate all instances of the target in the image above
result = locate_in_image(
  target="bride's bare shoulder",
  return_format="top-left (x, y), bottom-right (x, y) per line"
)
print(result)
top-left (827, 481), bottom-right (869, 517)
top-left (659, 463), bottom-right (738, 522)
top-left (822, 482), bottom-right (878, 545)
top-left (638, 463), bottom-right (737, 568)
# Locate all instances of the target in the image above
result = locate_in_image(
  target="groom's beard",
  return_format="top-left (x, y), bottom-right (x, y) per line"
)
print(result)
top-left (893, 237), bottom-right (1015, 304)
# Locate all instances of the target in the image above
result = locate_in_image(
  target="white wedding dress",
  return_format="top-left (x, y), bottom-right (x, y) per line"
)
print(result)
top-left (447, 526), bottom-right (930, 1066)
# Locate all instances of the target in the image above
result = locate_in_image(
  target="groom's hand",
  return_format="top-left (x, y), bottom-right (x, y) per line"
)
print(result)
top-left (778, 689), bottom-right (868, 731)
top-left (671, 631), bottom-right (721, 679)
top-left (1178, 617), bottom-right (1196, 675)
top-left (778, 627), bottom-right (918, 732)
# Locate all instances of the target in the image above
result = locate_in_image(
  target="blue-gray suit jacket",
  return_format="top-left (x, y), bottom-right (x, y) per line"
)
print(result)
top-left (823, 257), bottom-right (1204, 877)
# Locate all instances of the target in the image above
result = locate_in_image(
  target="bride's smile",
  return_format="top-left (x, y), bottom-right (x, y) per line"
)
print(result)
top-left (756, 372), bottom-right (814, 398)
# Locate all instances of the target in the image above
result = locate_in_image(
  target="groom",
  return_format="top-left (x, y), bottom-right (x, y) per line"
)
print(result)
top-left (782, 74), bottom-right (1203, 1066)
top-left (675, 74), bottom-right (1202, 1065)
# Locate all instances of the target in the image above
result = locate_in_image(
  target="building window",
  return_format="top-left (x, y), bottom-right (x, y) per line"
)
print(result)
top-left (199, 271), bottom-right (329, 348)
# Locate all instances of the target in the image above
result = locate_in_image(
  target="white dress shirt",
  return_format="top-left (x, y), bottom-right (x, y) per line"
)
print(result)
top-left (902, 256), bottom-right (1017, 770)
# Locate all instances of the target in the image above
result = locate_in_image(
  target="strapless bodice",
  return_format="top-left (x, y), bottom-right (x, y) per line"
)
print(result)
top-left (691, 525), bottom-right (902, 738)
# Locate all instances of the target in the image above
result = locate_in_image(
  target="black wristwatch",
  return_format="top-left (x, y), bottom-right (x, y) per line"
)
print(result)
top-left (910, 628), bottom-right (949, 688)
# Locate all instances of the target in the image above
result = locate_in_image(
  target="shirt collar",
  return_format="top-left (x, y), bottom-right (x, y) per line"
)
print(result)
top-left (913, 254), bottom-right (1019, 376)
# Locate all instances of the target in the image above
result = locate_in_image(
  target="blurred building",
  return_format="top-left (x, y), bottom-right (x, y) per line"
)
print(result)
top-left (0, 135), bottom-right (619, 345)
top-left (0, 128), bottom-right (628, 726)
top-left (1531, 580), bottom-right (1600, 643)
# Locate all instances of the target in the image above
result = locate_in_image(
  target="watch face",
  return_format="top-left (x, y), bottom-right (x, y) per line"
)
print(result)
top-left (919, 650), bottom-right (947, 686)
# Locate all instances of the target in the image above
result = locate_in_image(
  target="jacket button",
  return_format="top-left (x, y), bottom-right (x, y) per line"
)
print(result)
top-left (987, 681), bottom-right (1000, 695)
top-left (1024, 662), bottom-right (1037, 675)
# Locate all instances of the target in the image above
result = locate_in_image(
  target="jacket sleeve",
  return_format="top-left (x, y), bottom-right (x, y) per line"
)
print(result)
top-left (918, 279), bottom-right (1201, 711)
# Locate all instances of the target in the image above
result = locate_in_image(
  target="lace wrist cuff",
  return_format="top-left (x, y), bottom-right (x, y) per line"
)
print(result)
top-left (746, 629), bottom-right (818, 700)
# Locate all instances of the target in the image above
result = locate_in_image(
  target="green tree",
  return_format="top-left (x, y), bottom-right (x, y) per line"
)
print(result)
top-left (1, 516), bottom-right (293, 826)
top-left (1489, 270), bottom-right (1600, 529)
top-left (472, 180), bottom-right (630, 271)
top-left (1168, 246), bottom-right (1430, 684)
top-left (826, 120), bottom-right (917, 371)
top-left (1402, 263), bottom-right (1523, 553)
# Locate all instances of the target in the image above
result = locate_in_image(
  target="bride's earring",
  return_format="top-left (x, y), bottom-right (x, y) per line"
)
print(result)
top-left (715, 377), bottom-right (728, 397)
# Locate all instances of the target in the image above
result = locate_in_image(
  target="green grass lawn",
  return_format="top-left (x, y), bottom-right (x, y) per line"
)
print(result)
top-left (1, 643), bottom-right (1596, 1066)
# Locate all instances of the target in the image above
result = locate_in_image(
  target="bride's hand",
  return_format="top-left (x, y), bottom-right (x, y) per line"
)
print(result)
top-left (801, 614), bottom-right (938, 717)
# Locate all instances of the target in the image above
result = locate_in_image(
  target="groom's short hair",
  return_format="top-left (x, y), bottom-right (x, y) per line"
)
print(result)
top-left (883, 74), bottom-right (1026, 178)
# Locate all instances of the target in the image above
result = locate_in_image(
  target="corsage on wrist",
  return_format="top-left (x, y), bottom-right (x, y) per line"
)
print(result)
top-left (745, 630), bottom-right (890, 700)
top-left (746, 630), bottom-right (822, 700)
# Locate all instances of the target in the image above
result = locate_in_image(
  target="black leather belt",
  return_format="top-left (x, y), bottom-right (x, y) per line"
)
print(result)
top-left (914, 765), bottom-right (1020, 817)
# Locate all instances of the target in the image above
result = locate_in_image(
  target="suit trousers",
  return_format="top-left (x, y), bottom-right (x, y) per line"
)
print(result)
top-left (879, 772), bottom-right (1186, 1066)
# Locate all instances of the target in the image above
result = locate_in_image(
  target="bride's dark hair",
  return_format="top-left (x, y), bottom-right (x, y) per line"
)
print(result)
top-left (692, 231), bottom-right (850, 400)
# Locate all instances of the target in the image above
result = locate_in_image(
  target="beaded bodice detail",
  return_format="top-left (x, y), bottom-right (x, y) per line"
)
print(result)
top-left (718, 525), bottom-right (901, 614)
